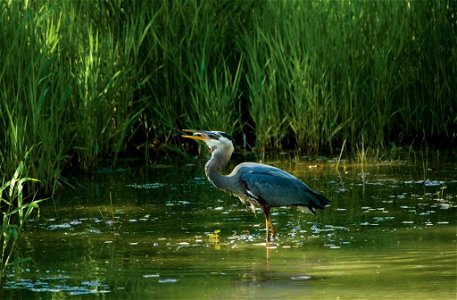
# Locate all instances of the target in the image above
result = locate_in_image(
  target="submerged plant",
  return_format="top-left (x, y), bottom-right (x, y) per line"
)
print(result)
top-left (0, 163), bottom-right (46, 281)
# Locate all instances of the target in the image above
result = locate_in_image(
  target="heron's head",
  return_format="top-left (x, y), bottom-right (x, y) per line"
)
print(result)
top-left (182, 129), bottom-right (234, 156)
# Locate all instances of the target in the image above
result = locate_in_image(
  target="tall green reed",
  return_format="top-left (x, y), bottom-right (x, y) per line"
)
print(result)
top-left (62, 1), bottom-right (148, 169)
top-left (0, 1), bottom-right (148, 190)
top-left (0, 1), bottom-right (72, 194)
top-left (241, 0), bottom-right (455, 153)
top-left (131, 0), bottom-right (258, 158)
top-left (0, 162), bottom-right (45, 281)
top-left (189, 58), bottom-right (244, 132)
top-left (241, 28), bottom-right (287, 150)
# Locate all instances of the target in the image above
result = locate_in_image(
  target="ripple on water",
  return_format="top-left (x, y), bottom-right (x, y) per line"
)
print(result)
top-left (127, 183), bottom-right (166, 189)
top-left (158, 278), bottom-right (179, 283)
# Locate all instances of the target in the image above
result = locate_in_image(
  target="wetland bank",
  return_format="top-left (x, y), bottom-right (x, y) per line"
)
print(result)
top-left (1, 0), bottom-right (456, 298)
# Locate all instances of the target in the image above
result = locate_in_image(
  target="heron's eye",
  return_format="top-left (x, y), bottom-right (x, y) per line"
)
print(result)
top-left (208, 132), bottom-right (219, 139)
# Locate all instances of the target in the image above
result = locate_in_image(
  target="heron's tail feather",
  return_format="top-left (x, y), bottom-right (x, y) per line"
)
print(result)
top-left (305, 190), bottom-right (330, 214)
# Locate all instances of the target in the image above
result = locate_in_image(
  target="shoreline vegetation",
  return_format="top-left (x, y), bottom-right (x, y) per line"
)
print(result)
top-left (1, 1), bottom-right (456, 196)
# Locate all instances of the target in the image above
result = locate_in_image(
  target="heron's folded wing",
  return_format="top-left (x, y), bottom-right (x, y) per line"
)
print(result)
top-left (240, 169), bottom-right (328, 209)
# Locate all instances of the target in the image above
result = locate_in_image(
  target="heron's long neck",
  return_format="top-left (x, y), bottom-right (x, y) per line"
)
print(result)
top-left (205, 151), bottom-right (233, 193)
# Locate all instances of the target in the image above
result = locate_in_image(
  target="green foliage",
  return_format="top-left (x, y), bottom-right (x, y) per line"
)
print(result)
top-left (241, 0), bottom-right (456, 151)
top-left (0, 162), bottom-right (46, 281)
top-left (0, 0), bottom-right (455, 195)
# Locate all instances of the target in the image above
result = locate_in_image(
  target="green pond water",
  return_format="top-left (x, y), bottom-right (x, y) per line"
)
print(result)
top-left (1, 156), bottom-right (456, 299)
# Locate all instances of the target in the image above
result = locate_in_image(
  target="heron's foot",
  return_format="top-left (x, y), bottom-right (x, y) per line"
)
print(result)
top-left (266, 233), bottom-right (277, 243)
top-left (265, 235), bottom-right (279, 250)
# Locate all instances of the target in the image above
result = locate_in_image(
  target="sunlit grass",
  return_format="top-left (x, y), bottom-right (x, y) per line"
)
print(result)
top-left (0, 163), bottom-right (45, 281)
top-left (242, 0), bottom-right (455, 152)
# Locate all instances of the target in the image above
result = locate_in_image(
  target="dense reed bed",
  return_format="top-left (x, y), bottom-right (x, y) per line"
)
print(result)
top-left (0, 0), bottom-right (455, 194)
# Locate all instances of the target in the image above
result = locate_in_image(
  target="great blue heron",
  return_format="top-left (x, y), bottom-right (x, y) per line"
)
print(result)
top-left (182, 129), bottom-right (330, 242)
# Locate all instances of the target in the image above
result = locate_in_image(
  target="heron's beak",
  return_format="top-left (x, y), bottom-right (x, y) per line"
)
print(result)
top-left (181, 129), bottom-right (212, 141)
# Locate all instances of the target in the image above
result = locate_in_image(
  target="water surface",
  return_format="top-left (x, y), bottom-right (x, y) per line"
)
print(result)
top-left (2, 156), bottom-right (456, 299)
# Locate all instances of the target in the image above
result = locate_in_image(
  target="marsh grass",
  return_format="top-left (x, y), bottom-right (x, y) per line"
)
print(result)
top-left (0, 163), bottom-right (45, 281)
top-left (243, 0), bottom-right (455, 152)
top-left (0, 1), bottom-right (72, 194)
top-left (190, 58), bottom-right (244, 132)
top-left (0, 0), bottom-right (455, 195)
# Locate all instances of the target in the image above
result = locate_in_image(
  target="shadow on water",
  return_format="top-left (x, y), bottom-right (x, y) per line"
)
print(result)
top-left (1, 157), bottom-right (456, 299)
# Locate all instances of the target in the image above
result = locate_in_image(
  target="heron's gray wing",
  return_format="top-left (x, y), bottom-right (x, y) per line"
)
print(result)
top-left (239, 166), bottom-right (329, 210)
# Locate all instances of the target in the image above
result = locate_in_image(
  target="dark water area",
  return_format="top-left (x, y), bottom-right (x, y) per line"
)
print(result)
top-left (1, 156), bottom-right (456, 299)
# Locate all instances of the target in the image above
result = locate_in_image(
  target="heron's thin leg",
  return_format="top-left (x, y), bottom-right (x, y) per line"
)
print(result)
top-left (263, 206), bottom-right (274, 242)
top-left (270, 219), bottom-right (276, 239)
